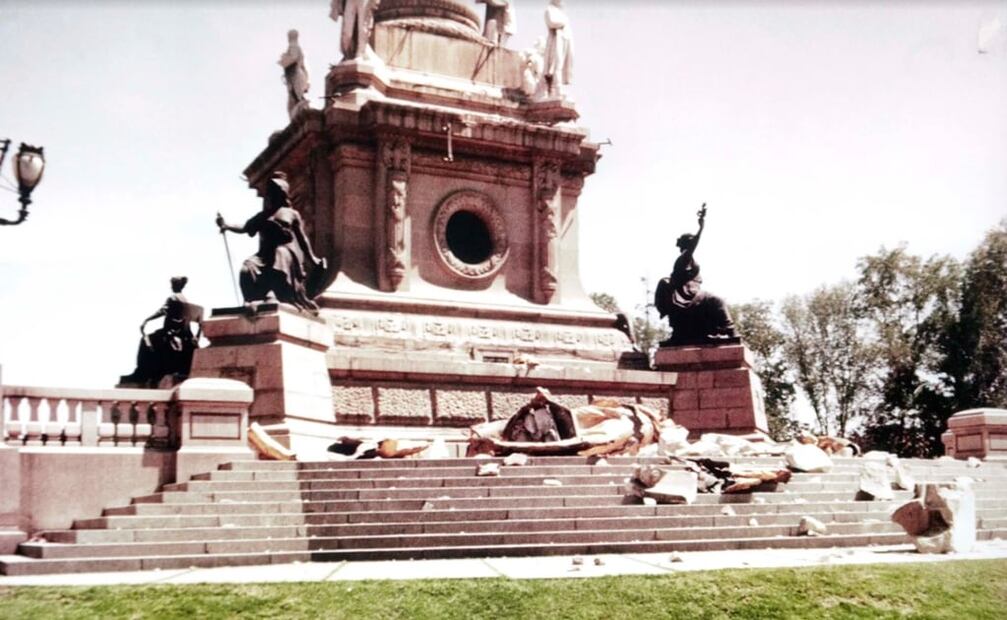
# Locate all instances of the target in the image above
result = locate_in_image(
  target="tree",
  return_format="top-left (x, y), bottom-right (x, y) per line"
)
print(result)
top-left (855, 246), bottom-right (961, 456)
top-left (731, 300), bottom-right (799, 440)
top-left (590, 283), bottom-right (669, 363)
top-left (943, 219), bottom-right (1007, 412)
top-left (780, 282), bottom-right (875, 436)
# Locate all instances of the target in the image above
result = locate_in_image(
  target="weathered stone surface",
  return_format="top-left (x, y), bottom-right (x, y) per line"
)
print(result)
top-left (489, 391), bottom-right (536, 420)
top-left (434, 389), bottom-right (489, 422)
top-left (549, 393), bottom-right (589, 411)
top-left (892, 479), bottom-right (977, 554)
top-left (377, 387), bottom-right (433, 421)
top-left (785, 444), bottom-right (833, 473)
top-left (331, 386), bottom-right (375, 421)
top-left (858, 461), bottom-right (894, 500)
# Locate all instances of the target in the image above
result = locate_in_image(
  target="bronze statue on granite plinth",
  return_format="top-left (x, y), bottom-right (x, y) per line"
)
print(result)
top-left (120, 276), bottom-right (202, 388)
top-left (655, 204), bottom-right (740, 347)
top-left (216, 172), bottom-right (327, 312)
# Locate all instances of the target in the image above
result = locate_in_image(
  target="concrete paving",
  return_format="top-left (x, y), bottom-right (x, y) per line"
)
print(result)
top-left (1, 540), bottom-right (1005, 586)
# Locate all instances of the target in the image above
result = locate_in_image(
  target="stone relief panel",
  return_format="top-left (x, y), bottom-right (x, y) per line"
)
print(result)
top-left (376, 387), bottom-right (433, 422)
top-left (533, 157), bottom-right (561, 304)
top-left (332, 386), bottom-right (376, 422)
top-left (489, 391), bottom-right (537, 420)
top-left (434, 389), bottom-right (490, 422)
top-left (378, 137), bottom-right (412, 292)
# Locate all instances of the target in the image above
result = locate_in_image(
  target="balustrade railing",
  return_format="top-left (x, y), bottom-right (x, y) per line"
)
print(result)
top-left (1, 385), bottom-right (175, 449)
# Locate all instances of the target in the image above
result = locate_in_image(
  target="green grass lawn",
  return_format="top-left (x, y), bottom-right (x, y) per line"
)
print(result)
top-left (1, 560), bottom-right (1005, 620)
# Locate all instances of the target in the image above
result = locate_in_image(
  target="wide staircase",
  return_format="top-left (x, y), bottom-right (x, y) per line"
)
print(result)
top-left (2, 456), bottom-right (1006, 575)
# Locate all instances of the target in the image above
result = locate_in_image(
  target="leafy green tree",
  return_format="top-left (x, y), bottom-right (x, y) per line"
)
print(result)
top-left (780, 283), bottom-right (875, 436)
top-left (943, 219), bottom-right (1007, 412)
top-left (855, 246), bottom-right (961, 456)
top-left (731, 300), bottom-right (799, 440)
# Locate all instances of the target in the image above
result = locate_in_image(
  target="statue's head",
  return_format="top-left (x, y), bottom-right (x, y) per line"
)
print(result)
top-left (676, 233), bottom-right (697, 251)
top-left (550, 0), bottom-right (564, 7)
top-left (264, 171), bottom-right (291, 209)
top-left (170, 276), bottom-right (188, 293)
top-left (288, 29), bottom-right (299, 42)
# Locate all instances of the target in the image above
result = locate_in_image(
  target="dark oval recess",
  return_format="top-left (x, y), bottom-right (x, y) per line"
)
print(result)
top-left (445, 210), bottom-right (493, 265)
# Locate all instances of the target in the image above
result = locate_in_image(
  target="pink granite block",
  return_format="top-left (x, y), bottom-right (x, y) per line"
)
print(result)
top-left (672, 390), bottom-right (698, 411)
top-left (713, 369), bottom-right (751, 388)
top-left (699, 387), bottom-right (752, 410)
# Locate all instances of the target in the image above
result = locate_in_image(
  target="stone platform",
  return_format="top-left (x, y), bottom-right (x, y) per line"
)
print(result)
top-left (2, 455), bottom-right (1005, 575)
top-left (655, 345), bottom-right (768, 436)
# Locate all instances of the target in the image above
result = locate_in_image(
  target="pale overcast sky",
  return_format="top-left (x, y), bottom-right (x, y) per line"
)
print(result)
top-left (0, 1), bottom-right (1004, 388)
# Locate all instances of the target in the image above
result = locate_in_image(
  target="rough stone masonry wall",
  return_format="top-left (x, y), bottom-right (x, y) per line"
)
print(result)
top-left (331, 382), bottom-right (671, 427)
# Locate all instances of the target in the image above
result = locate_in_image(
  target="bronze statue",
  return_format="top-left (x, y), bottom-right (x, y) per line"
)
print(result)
top-left (655, 204), bottom-right (740, 347)
top-left (216, 172), bottom-right (327, 311)
top-left (120, 276), bottom-right (202, 388)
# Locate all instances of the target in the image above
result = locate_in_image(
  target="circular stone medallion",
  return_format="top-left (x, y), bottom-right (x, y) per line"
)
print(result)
top-left (432, 190), bottom-right (509, 280)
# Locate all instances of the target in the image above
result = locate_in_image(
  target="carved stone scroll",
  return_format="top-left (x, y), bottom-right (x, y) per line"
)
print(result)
top-left (533, 158), bottom-right (561, 304)
top-left (376, 137), bottom-right (411, 291)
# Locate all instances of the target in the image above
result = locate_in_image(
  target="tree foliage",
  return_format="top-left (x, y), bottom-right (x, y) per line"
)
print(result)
top-left (943, 220), bottom-right (1007, 412)
top-left (780, 283), bottom-right (875, 437)
top-left (731, 301), bottom-right (799, 440)
top-left (854, 247), bottom-right (961, 456)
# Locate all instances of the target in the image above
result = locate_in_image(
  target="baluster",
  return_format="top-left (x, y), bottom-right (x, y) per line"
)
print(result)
top-left (80, 400), bottom-right (99, 447)
top-left (131, 401), bottom-right (152, 446)
top-left (63, 398), bottom-right (82, 446)
top-left (24, 397), bottom-right (43, 446)
top-left (97, 400), bottom-right (117, 447)
top-left (8, 396), bottom-right (26, 444)
top-left (42, 397), bottom-right (62, 446)
top-left (0, 394), bottom-right (8, 445)
top-left (147, 402), bottom-right (170, 449)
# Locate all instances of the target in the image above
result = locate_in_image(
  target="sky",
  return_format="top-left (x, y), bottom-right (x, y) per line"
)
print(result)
top-left (0, 0), bottom-right (1004, 389)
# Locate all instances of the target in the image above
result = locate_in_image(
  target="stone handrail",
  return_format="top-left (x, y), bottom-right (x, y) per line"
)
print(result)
top-left (1, 384), bottom-right (174, 449)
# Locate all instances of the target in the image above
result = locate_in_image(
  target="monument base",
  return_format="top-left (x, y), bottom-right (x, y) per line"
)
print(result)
top-left (654, 344), bottom-right (769, 437)
top-left (190, 304), bottom-right (335, 455)
top-left (942, 408), bottom-right (1007, 461)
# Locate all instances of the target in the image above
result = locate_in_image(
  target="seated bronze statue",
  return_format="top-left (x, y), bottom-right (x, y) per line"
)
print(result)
top-left (654, 204), bottom-right (740, 347)
top-left (216, 171), bottom-right (327, 312)
top-left (120, 276), bottom-right (203, 388)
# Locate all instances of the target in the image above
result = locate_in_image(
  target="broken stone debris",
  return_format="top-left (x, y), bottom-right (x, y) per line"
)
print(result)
top-left (502, 452), bottom-right (529, 467)
top-left (798, 516), bottom-right (828, 537)
top-left (249, 422), bottom-right (297, 461)
top-left (785, 444), bottom-right (834, 473)
top-left (628, 465), bottom-right (698, 505)
top-left (892, 478), bottom-right (976, 554)
top-left (476, 462), bottom-right (501, 477)
top-left (543, 478), bottom-right (563, 487)
top-left (858, 460), bottom-right (894, 500)
top-left (668, 552), bottom-right (684, 563)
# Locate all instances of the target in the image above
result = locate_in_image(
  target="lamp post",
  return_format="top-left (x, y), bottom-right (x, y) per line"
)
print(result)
top-left (0, 139), bottom-right (46, 226)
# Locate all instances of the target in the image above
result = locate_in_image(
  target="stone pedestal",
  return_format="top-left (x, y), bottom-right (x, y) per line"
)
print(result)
top-left (171, 378), bottom-right (255, 483)
top-left (654, 344), bottom-right (768, 436)
top-left (190, 304), bottom-right (335, 454)
top-left (941, 408), bottom-right (1007, 461)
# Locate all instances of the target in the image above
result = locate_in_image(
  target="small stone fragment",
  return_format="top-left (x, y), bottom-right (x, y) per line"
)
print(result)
top-left (543, 478), bottom-right (563, 486)
top-left (748, 518), bottom-right (759, 526)
top-left (967, 457), bottom-right (981, 469)
top-left (721, 506), bottom-right (736, 516)
top-left (421, 501), bottom-right (435, 511)
top-left (594, 557), bottom-right (605, 566)
top-left (571, 556), bottom-right (584, 566)
top-left (643, 497), bottom-right (658, 506)
top-left (476, 462), bottom-right (501, 477)
top-left (594, 458), bottom-right (610, 467)
top-left (798, 515), bottom-right (828, 536)
top-left (753, 497), bottom-right (766, 505)
top-left (502, 453), bottom-right (529, 467)
top-left (669, 552), bottom-right (684, 563)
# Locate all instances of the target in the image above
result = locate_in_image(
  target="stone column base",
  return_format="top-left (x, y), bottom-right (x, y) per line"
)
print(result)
top-left (190, 304), bottom-right (335, 454)
top-left (654, 344), bottom-right (769, 436)
top-left (942, 408), bottom-right (1007, 461)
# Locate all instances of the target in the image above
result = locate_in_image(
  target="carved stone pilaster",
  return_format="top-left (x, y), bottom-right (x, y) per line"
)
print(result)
top-left (533, 158), bottom-right (561, 304)
top-left (375, 137), bottom-right (411, 292)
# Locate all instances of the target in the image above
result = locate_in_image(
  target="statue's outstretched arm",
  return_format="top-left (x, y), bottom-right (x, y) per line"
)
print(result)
top-left (140, 304), bottom-right (167, 334)
top-left (693, 203), bottom-right (706, 249)
top-left (216, 212), bottom-right (246, 235)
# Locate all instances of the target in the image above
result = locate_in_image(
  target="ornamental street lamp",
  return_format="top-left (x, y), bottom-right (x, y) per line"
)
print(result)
top-left (0, 139), bottom-right (46, 226)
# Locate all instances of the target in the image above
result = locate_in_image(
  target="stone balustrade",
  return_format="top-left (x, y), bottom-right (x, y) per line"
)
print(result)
top-left (1, 385), bottom-right (174, 449)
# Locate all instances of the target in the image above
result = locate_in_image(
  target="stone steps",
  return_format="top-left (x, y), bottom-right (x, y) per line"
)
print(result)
top-left (2, 455), bottom-right (1005, 576)
top-left (5, 530), bottom-right (1007, 576)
